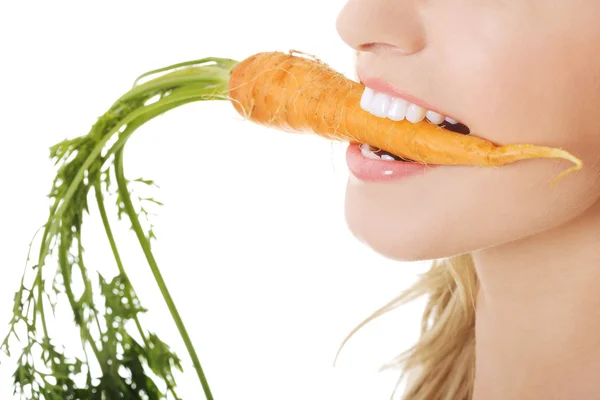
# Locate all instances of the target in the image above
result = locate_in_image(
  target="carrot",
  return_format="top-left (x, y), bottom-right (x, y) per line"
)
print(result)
top-left (227, 50), bottom-right (583, 186)
top-left (5, 49), bottom-right (583, 400)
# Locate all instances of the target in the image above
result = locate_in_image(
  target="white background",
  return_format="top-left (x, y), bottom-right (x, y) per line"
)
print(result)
top-left (0, 1), bottom-right (430, 399)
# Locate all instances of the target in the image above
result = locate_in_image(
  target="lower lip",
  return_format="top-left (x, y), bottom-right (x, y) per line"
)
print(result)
top-left (345, 143), bottom-right (438, 182)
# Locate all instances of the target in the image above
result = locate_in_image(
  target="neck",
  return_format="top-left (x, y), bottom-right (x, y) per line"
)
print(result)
top-left (471, 201), bottom-right (600, 399)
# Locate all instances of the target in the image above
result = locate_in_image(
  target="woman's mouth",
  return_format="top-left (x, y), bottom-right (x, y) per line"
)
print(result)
top-left (346, 80), bottom-right (469, 181)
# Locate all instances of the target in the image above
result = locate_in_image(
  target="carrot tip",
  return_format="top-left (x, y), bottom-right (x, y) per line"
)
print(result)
top-left (549, 149), bottom-right (583, 188)
top-left (493, 144), bottom-right (583, 187)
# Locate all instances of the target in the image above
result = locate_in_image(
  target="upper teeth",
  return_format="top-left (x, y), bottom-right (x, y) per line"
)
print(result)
top-left (360, 87), bottom-right (456, 125)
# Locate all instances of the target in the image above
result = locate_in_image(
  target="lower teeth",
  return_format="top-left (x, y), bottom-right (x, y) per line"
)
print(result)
top-left (360, 144), bottom-right (414, 162)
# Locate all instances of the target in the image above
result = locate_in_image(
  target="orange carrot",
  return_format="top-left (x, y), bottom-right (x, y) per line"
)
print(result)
top-left (227, 51), bottom-right (582, 185)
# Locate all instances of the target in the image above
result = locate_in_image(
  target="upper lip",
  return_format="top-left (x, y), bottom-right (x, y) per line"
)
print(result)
top-left (356, 68), bottom-right (453, 119)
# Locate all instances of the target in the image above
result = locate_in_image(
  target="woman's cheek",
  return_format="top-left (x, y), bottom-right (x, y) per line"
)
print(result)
top-left (343, 180), bottom-right (431, 261)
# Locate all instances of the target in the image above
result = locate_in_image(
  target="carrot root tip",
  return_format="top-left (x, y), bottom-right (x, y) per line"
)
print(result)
top-left (548, 148), bottom-right (583, 188)
top-left (551, 162), bottom-right (583, 188)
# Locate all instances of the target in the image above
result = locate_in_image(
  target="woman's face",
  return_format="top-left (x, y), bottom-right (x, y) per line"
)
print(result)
top-left (337, 0), bottom-right (600, 261)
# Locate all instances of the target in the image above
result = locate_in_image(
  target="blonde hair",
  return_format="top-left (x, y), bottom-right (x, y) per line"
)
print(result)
top-left (335, 254), bottom-right (479, 400)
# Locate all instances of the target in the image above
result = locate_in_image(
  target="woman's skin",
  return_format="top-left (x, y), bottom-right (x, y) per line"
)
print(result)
top-left (336, 0), bottom-right (600, 398)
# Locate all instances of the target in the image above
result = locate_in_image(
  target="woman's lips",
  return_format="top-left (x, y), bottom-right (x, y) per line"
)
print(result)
top-left (346, 143), bottom-right (438, 182)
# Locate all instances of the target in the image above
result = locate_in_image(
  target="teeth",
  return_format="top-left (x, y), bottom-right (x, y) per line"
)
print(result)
top-left (359, 143), bottom-right (399, 162)
top-left (360, 87), bottom-right (375, 110)
top-left (388, 98), bottom-right (408, 121)
top-left (426, 110), bottom-right (445, 124)
top-left (370, 92), bottom-right (392, 118)
top-left (360, 87), bottom-right (456, 126)
top-left (406, 103), bottom-right (427, 123)
top-left (360, 143), bottom-right (381, 160)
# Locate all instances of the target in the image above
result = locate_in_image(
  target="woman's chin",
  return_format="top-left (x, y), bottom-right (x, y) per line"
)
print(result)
top-left (343, 188), bottom-right (492, 262)
top-left (344, 218), bottom-right (480, 263)
top-left (343, 177), bottom-right (462, 262)
top-left (344, 209), bottom-right (453, 262)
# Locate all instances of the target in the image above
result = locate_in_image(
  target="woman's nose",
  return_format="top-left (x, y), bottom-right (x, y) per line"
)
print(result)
top-left (336, 0), bottom-right (426, 55)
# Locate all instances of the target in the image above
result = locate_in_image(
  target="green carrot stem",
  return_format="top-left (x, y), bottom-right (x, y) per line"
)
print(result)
top-left (94, 181), bottom-right (181, 399)
top-left (114, 148), bottom-right (214, 400)
top-left (94, 181), bottom-right (148, 343)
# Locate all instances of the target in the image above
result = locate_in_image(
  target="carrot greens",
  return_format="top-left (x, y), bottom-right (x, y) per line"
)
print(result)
top-left (2, 57), bottom-right (238, 400)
